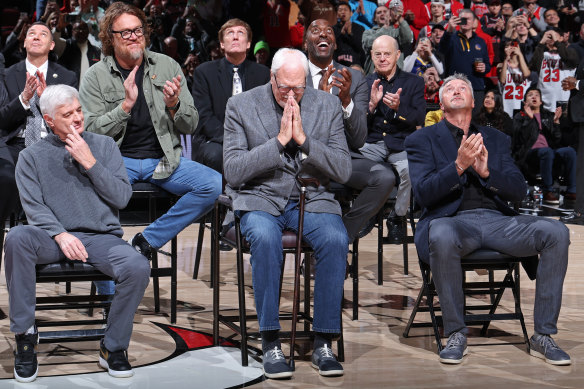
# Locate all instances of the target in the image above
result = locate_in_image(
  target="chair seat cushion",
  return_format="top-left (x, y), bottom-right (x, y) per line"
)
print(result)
top-left (36, 261), bottom-right (105, 277)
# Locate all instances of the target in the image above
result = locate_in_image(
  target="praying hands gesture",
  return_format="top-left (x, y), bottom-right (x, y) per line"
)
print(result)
top-left (455, 133), bottom-right (489, 178)
top-left (277, 95), bottom-right (306, 147)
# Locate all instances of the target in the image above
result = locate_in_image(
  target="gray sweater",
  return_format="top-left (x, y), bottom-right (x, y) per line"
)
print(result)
top-left (15, 131), bottom-right (132, 237)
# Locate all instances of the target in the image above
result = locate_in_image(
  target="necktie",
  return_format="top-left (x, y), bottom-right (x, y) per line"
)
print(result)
top-left (25, 92), bottom-right (43, 148)
top-left (232, 67), bottom-right (242, 96)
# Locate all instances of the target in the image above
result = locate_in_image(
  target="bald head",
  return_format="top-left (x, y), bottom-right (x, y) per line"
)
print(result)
top-left (372, 35), bottom-right (398, 53)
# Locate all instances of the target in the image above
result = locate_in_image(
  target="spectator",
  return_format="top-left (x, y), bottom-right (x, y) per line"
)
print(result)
top-left (568, 23), bottom-right (584, 61)
top-left (473, 89), bottom-right (513, 134)
top-left (542, 8), bottom-right (560, 29)
top-left (191, 19), bottom-right (271, 172)
top-left (181, 51), bottom-right (200, 92)
top-left (58, 21), bottom-right (101, 84)
top-left (390, 0), bottom-right (430, 40)
top-left (501, 1), bottom-right (514, 19)
top-left (470, 0), bottom-right (488, 20)
top-left (362, 4), bottom-right (413, 74)
top-left (348, 0), bottom-right (378, 30)
top-left (147, 15), bottom-right (166, 54)
top-left (403, 36), bottom-right (445, 76)
top-left (512, 87), bottom-right (576, 204)
top-left (529, 28), bottom-right (578, 111)
top-left (2, 14), bottom-right (31, 67)
top-left (502, 15), bottom-right (538, 62)
top-left (423, 66), bottom-right (442, 104)
top-left (480, 0), bottom-right (505, 39)
top-left (513, 0), bottom-right (547, 33)
top-left (441, 9), bottom-right (491, 109)
top-left (334, 1), bottom-right (366, 66)
top-left (206, 40), bottom-right (223, 61)
top-left (163, 36), bottom-right (180, 62)
top-left (429, 23), bottom-right (446, 48)
top-left (254, 40), bottom-right (270, 65)
top-left (79, 2), bottom-right (222, 259)
top-left (299, 0), bottom-right (337, 26)
top-left (290, 11), bottom-right (306, 48)
top-left (69, 0), bottom-right (105, 48)
top-left (171, 7), bottom-right (212, 63)
top-left (441, 0), bottom-right (464, 20)
top-left (499, 39), bottom-right (534, 117)
top-left (263, 0), bottom-right (292, 50)
top-left (363, 35), bottom-right (425, 242)
top-left (419, 0), bottom-right (448, 39)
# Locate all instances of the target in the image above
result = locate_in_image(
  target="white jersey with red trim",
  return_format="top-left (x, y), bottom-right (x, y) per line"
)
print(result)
top-left (537, 51), bottom-right (576, 111)
top-left (500, 65), bottom-right (532, 117)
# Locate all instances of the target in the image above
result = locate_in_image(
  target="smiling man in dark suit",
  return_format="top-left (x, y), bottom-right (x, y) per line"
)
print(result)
top-left (304, 18), bottom-right (396, 242)
top-left (405, 73), bottom-right (571, 366)
top-left (191, 18), bottom-right (270, 172)
top-left (0, 22), bottom-right (77, 223)
top-left (223, 48), bottom-right (350, 379)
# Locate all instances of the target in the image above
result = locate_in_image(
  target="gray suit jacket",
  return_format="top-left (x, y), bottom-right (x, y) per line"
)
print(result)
top-left (306, 61), bottom-right (368, 153)
top-left (223, 83), bottom-right (352, 217)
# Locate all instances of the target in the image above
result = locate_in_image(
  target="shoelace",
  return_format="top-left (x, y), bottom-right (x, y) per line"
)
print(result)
top-left (269, 346), bottom-right (285, 361)
top-left (445, 333), bottom-right (464, 349)
top-left (320, 344), bottom-right (334, 358)
top-left (539, 335), bottom-right (560, 351)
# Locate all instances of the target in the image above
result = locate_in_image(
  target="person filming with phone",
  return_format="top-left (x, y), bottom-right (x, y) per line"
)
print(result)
top-left (439, 8), bottom-right (491, 110)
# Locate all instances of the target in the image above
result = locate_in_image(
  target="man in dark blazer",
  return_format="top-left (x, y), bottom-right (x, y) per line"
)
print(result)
top-left (0, 22), bottom-right (77, 222)
top-left (191, 18), bottom-right (270, 172)
top-left (405, 73), bottom-right (571, 366)
top-left (305, 18), bottom-right (395, 242)
top-left (57, 21), bottom-right (101, 85)
top-left (560, 61), bottom-right (584, 224)
top-left (223, 48), bottom-right (350, 379)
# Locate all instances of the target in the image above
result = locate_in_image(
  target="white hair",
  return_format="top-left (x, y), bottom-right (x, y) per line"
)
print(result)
top-left (270, 48), bottom-right (309, 77)
top-left (39, 84), bottom-right (79, 118)
top-left (438, 73), bottom-right (474, 103)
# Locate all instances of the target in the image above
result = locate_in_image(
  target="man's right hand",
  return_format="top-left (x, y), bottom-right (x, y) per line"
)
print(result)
top-left (561, 76), bottom-right (577, 91)
top-left (524, 104), bottom-right (534, 119)
top-left (277, 96), bottom-right (294, 146)
top-left (54, 232), bottom-right (89, 262)
top-left (21, 72), bottom-right (39, 105)
top-left (122, 66), bottom-right (139, 113)
top-left (369, 78), bottom-right (383, 112)
top-left (455, 133), bottom-right (484, 172)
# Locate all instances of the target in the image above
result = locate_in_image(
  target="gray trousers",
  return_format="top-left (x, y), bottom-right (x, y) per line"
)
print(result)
top-left (428, 209), bottom-right (569, 337)
top-left (4, 225), bottom-right (151, 352)
top-left (343, 158), bottom-right (396, 242)
top-left (359, 141), bottom-right (411, 216)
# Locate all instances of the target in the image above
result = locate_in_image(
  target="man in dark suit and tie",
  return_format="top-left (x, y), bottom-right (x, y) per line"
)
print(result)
top-left (223, 48), bottom-right (350, 379)
top-left (405, 73), bottom-right (571, 366)
top-left (560, 61), bottom-right (584, 224)
top-left (0, 22), bottom-right (77, 222)
top-left (304, 18), bottom-right (396, 242)
top-left (191, 18), bottom-right (270, 172)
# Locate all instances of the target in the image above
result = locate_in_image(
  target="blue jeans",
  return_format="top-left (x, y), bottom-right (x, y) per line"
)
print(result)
top-left (123, 157), bottom-right (222, 248)
top-left (527, 147), bottom-right (577, 193)
top-left (239, 202), bottom-right (348, 333)
top-left (428, 209), bottom-right (569, 336)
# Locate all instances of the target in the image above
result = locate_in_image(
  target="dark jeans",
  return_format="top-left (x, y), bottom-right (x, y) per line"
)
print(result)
top-left (527, 146), bottom-right (577, 193)
top-left (428, 209), bottom-right (569, 336)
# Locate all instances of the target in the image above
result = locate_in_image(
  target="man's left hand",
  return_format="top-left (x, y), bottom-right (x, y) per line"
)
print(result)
top-left (36, 72), bottom-right (47, 97)
top-left (290, 96), bottom-right (306, 145)
top-left (163, 75), bottom-right (181, 109)
top-left (318, 64), bottom-right (335, 93)
top-left (331, 68), bottom-right (352, 108)
top-left (382, 88), bottom-right (402, 111)
top-left (64, 126), bottom-right (96, 170)
top-left (472, 143), bottom-right (489, 179)
top-left (561, 76), bottom-right (577, 91)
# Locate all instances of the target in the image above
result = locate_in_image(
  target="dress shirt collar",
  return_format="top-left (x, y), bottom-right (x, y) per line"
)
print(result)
top-left (25, 58), bottom-right (49, 78)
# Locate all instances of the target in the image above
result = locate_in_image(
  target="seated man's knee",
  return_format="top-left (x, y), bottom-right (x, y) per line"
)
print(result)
top-left (539, 147), bottom-right (554, 159)
top-left (5, 225), bottom-right (35, 250)
top-left (369, 166), bottom-right (396, 193)
top-left (428, 221), bottom-right (460, 253)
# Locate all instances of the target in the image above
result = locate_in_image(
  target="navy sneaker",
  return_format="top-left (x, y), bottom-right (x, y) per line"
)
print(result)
top-left (262, 345), bottom-right (293, 379)
top-left (14, 331), bottom-right (39, 383)
top-left (99, 339), bottom-right (134, 378)
top-left (529, 334), bottom-right (571, 365)
top-left (439, 332), bottom-right (468, 364)
top-left (311, 344), bottom-right (344, 376)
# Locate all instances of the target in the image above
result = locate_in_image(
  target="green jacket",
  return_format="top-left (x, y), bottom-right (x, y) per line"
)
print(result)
top-left (79, 50), bottom-right (198, 179)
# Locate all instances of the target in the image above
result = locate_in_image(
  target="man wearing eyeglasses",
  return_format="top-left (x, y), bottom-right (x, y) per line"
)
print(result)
top-left (79, 3), bottom-right (221, 262)
top-left (223, 48), bottom-right (351, 379)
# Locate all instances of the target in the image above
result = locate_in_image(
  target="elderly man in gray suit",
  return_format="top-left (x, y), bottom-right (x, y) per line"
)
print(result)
top-left (223, 48), bottom-right (351, 380)
top-left (305, 18), bottom-right (396, 242)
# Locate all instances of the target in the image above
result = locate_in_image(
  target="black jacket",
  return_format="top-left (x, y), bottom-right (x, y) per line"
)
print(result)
top-left (57, 39), bottom-right (101, 84)
top-left (512, 108), bottom-right (560, 167)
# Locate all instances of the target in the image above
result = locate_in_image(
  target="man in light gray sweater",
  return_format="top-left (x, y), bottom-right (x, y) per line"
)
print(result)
top-left (4, 84), bottom-right (150, 383)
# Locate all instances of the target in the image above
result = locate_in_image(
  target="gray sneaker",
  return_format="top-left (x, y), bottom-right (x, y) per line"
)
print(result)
top-left (311, 344), bottom-right (344, 376)
top-left (439, 332), bottom-right (468, 364)
top-left (529, 334), bottom-right (571, 365)
top-left (262, 346), bottom-right (293, 379)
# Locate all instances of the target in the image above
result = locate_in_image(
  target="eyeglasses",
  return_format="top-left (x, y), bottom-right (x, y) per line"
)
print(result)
top-left (111, 26), bottom-right (144, 40)
top-left (274, 74), bottom-right (305, 95)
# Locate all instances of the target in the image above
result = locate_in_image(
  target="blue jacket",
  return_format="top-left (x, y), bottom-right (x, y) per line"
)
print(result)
top-left (365, 68), bottom-right (425, 152)
top-left (404, 121), bottom-right (526, 264)
top-left (439, 31), bottom-right (491, 92)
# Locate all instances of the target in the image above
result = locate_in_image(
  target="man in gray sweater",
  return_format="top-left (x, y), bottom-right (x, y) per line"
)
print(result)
top-left (4, 84), bottom-right (150, 383)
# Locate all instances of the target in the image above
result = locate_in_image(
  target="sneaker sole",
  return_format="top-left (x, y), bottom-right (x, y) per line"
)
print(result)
top-left (544, 200), bottom-right (560, 205)
top-left (14, 366), bottom-right (38, 383)
top-left (99, 356), bottom-right (135, 378)
top-left (529, 349), bottom-right (572, 366)
top-left (439, 347), bottom-right (468, 364)
top-left (263, 368), bottom-right (293, 379)
top-left (311, 362), bottom-right (344, 376)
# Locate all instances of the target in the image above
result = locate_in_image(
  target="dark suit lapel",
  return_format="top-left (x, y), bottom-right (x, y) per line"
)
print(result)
top-left (435, 121), bottom-right (459, 162)
top-left (14, 62), bottom-right (27, 97)
top-left (46, 62), bottom-right (62, 85)
top-left (218, 59), bottom-right (232, 100)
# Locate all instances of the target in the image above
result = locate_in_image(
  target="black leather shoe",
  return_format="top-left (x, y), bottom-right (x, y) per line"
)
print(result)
top-left (129, 232), bottom-right (154, 259)
top-left (560, 211), bottom-right (584, 225)
top-left (385, 215), bottom-right (406, 244)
